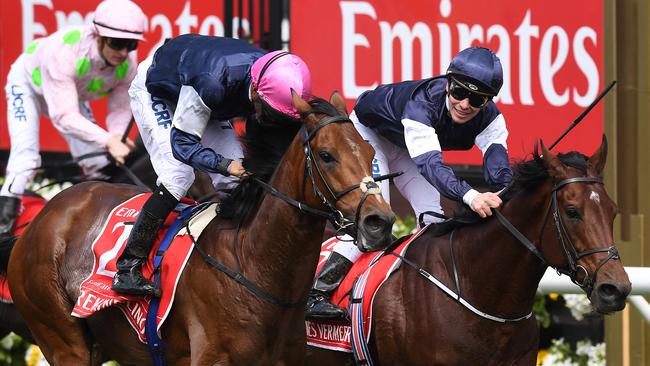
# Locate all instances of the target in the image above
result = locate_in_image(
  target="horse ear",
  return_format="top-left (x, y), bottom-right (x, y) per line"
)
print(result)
top-left (329, 90), bottom-right (348, 116)
top-left (291, 89), bottom-right (311, 116)
top-left (587, 134), bottom-right (608, 176)
top-left (539, 139), bottom-right (567, 178)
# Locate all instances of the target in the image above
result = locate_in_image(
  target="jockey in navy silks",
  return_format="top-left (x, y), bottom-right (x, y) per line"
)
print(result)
top-left (112, 34), bottom-right (312, 297)
top-left (306, 46), bottom-right (513, 319)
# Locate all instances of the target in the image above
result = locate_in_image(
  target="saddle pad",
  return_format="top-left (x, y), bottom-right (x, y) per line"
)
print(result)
top-left (306, 227), bottom-right (427, 353)
top-left (71, 193), bottom-right (217, 343)
top-left (0, 195), bottom-right (47, 303)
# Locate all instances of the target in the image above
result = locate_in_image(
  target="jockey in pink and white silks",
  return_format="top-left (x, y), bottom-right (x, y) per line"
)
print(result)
top-left (306, 47), bottom-right (513, 320)
top-left (112, 34), bottom-right (312, 297)
top-left (0, 0), bottom-right (145, 241)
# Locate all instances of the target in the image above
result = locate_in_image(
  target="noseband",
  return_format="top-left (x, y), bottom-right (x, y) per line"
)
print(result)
top-left (495, 176), bottom-right (620, 296)
top-left (255, 115), bottom-right (397, 235)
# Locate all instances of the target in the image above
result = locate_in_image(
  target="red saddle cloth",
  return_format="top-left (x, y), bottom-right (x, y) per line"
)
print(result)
top-left (71, 193), bottom-right (195, 343)
top-left (0, 195), bottom-right (47, 304)
top-left (306, 228), bottom-right (427, 353)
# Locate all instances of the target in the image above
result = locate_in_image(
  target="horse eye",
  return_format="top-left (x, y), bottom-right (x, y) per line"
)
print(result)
top-left (318, 151), bottom-right (336, 163)
top-left (565, 207), bottom-right (581, 221)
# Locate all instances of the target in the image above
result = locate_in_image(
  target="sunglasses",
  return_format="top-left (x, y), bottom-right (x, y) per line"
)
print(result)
top-left (104, 37), bottom-right (138, 52)
top-left (448, 79), bottom-right (490, 108)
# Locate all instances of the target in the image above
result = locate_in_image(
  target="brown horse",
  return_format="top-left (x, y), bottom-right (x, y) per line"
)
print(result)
top-left (1, 92), bottom-right (395, 365)
top-left (0, 147), bottom-right (216, 345)
top-left (307, 136), bottom-right (631, 366)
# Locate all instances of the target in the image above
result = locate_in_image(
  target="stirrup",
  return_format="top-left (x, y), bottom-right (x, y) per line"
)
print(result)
top-left (306, 295), bottom-right (349, 320)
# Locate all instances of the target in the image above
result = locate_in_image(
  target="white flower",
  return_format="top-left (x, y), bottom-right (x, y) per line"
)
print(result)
top-left (563, 294), bottom-right (592, 321)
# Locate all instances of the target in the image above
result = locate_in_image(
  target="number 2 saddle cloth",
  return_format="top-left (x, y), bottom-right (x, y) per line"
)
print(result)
top-left (71, 193), bottom-right (216, 343)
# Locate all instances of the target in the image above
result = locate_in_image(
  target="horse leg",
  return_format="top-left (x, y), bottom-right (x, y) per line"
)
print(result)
top-left (10, 252), bottom-right (97, 364)
top-left (19, 301), bottom-right (98, 365)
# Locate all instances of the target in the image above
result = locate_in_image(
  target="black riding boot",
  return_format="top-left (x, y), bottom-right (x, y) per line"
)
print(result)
top-left (111, 185), bottom-right (178, 297)
top-left (0, 196), bottom-right (21, 242)
top-left (305, 252), bottom-right (354, 320)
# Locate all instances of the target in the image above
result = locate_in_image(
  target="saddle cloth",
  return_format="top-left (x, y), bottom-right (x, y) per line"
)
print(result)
top-left (306, 227), bottom-right (427, 353)
top-left (71, 193), bottom-right (216, 343)
top-left (0, 195), bottom-right (47, 304)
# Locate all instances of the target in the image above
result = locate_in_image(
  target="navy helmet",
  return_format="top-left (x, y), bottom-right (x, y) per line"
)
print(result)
top-left (447, 47), bottom-right (503, 96)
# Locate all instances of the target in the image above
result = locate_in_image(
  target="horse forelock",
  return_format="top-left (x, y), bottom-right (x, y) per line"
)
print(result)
top-left (302, 97), bottom-right (344, 119)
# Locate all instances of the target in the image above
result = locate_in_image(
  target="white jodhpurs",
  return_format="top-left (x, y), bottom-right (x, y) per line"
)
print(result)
top-left (350, 111), bottom-right (443, 224)
top-left (129, 56), bottom-right (243, 200)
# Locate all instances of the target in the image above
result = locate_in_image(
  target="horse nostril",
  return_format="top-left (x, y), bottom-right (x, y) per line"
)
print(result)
top-left (597, 283), bottom-right (624, 301)
top-left (362, 213), bottom-right (395, 234)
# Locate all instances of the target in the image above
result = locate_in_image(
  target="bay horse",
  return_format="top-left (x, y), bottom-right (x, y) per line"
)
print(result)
top-left (307, 136), bottom-right (631, 366)
top-left (0, 135), bottom-right (223, 345)
top-left (1, 91), bottom-right (395, 365)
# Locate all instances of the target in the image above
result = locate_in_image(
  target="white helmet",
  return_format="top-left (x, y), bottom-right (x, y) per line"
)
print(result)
top-left (93, 0), bottom-right (146, 41)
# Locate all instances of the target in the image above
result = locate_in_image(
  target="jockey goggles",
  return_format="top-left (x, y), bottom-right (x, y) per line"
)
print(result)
top-left (104, 37), bottom-right (138, 51)
top-left (448, 77), bottom-right (491, 108)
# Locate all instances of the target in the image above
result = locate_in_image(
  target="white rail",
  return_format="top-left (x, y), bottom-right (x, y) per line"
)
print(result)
top-left (538, 267), bottom-right (650, 323)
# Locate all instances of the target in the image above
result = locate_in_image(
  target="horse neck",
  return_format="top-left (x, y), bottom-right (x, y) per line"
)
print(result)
top-left (239, 141), bottom-right (326, 304)
top-left (450, 184), bottom-right (552, 315)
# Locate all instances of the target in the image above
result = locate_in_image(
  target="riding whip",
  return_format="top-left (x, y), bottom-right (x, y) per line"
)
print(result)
top-left (548, 80), bottom-right (616, 150)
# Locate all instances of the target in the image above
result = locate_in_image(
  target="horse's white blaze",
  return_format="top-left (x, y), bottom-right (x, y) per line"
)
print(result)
top-left (590, 191), bottom-right (600, 203)
top-left (350, 139), bottom-right (362, 158)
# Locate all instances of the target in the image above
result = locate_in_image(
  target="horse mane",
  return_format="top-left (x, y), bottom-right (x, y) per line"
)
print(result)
top-left (435, 150), bottom-right (590, 229)
top-left (224, 97), bottom-right (345, 222)
top-left (506, 150), bottom-right (589, 197)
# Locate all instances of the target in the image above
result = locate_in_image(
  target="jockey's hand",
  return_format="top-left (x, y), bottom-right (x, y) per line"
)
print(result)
top-left (106, 134), bottom-right (135, 165)
top-left (469, 191), bottom-right (503, 218)
top-left (227, 160), bottom-right (249, 177)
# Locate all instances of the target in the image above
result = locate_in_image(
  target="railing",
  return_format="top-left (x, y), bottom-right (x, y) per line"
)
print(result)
top-left (538, 266), bottom-right (650, 323)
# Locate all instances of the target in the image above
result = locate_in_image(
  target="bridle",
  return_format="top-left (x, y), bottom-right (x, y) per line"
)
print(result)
top-left (195, 113), bottom-right (395, 308)
top-left (255, 114), bottom-right (398, 236)
top-left (495, 176), bottom-right (620, 296)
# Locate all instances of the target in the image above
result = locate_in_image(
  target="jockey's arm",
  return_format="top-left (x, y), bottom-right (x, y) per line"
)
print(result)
top-left (400, 109), bottom-right (474, 203)
top-left (474, 113), bottom-right (513, 190)
top-left (169, 85), bottom-right (233, 176)
top-left (41, 49), bottom-right (112, 150)
top-left (105, 59), bottom-right (137, 141)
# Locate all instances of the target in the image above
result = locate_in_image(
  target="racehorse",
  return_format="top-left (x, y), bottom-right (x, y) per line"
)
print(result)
top-left (307, 136), bottom-right (631, 366)
top-left (1, 91), bottom-right (395, 365)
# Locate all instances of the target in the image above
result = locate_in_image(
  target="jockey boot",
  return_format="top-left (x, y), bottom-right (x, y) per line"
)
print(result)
top-left (305, 252), bottom-right (354, 320)
top-left (0, 196), bottom-right (21, 242)
top-left (112, 185), bottom-right (178, 297)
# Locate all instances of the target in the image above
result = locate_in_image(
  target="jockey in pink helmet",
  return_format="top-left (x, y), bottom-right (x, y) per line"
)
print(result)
top-left (0, 0), bottom-right (146, 242)
top-left (112, 34), bottom-right (312, 297)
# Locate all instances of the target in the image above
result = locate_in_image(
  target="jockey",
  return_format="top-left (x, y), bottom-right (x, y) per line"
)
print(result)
top-left (306, 46), bottom-right (513, 319)
top-left (0, 0), bottom-right (145, 241)
top-left (111, 34), bottom-right (312, 297)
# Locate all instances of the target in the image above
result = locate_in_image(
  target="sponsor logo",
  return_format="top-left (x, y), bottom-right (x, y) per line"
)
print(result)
top-left (10, 85), bottom-right (27, 122)
top-left (151, 95), bottom-right (172, 129)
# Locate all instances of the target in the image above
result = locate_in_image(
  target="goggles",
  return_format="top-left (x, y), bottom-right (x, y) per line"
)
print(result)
top-left (448, 78), bottom-right (491, 108)
top-left (104, 37), bottom-right (138, 52)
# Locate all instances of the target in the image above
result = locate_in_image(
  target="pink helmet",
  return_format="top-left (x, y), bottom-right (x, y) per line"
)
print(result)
top-left (251, 51), bottom-right (312, 118)
top-left (93, 0), bottom-right (146, 41)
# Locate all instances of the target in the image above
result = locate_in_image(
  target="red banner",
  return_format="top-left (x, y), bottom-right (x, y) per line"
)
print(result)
top-left (291, 0), bottom-right (604, 163)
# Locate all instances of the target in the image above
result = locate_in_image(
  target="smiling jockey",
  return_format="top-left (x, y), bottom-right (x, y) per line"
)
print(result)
top-left (306, 46), bottom-right (513, 319)
top-left (112, 34), bottom-right (312, 297)
top-left (0, 0), bottom-right (145, 242)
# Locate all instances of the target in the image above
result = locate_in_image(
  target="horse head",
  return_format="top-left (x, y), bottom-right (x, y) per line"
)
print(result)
top-left (291, 91), bottom-right (395, 251)
top-left (537, 135), bottom-right (630, 313)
